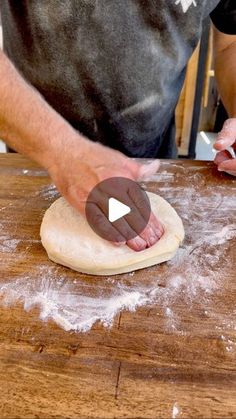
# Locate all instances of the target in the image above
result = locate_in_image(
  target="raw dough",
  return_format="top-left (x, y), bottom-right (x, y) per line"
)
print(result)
top-left (40, 193), bottom-right (185, 276)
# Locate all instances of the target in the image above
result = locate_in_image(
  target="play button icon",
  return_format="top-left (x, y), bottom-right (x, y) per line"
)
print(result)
top-left (85, 177), bottom-right (151, 243)
top-left (108, 198), bottom-right (131, 222)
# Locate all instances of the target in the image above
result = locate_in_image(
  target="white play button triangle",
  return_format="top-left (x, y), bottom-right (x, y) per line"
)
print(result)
top-left (108, 197), bottom-right (131, 223)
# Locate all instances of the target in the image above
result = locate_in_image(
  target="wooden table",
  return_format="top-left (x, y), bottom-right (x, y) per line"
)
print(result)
top-left (0, 154), bottom-right (236, 419)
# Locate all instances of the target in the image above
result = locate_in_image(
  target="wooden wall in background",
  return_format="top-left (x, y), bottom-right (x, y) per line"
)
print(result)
top-left (175, 45), bottom-right (200, 156)
top-left (176, 26), bottom-right (216, 156)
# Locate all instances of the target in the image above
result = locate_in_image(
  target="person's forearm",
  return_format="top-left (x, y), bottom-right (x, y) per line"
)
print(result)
top-left (213, 28), bottom-right (236, 118)
top-left (0, 51), bottom-right (81, 169)
top-left (0, 54), bottom-right (164, 251)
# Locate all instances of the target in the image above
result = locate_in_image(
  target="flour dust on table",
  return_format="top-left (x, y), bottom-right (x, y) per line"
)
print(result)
top-left (0, 163), bottom-right (235, 341)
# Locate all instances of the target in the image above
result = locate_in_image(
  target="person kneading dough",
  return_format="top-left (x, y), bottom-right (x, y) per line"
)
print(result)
top-left (40, 193), bottom-right (184, 276)
top-left (0, 1), bottom-right (235, 259)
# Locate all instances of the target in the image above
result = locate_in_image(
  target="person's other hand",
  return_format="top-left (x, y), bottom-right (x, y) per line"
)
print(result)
top-left (213, 118), bottom-right (236, 176)
top-left (47, 135), bottom-right (164, 252)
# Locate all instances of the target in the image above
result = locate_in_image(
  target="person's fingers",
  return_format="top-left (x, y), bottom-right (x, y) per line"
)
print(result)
top-left (223, 170), bottom-right (236, 177)
top-left (126, 236), bottom-right (148, 252)
top-left (126, 203), bottom-right (162, 245)
top-left (112, 216), bottom-right (148, 251)
top-left (137, 212), bottom-right (164, 247)
top-left (90, 186), bottom-right (149, 251)
top-left (137, 223), bottom-right (162, 247)
top-left (214, 118), bottom-right (236, 151)
top-left (214, 150), bottom-right (236, 176)
top-left (125, 212), bottom-right (165, 250)
top-left (127, 183), bottom-right (163, 242)
top-left (91, 187), bottom-right (163, 248)
top-left (97, 180), bottom-right (152, 246)
top-left (86, 203), bottom-right (126, 245)
top-left (77, 162), bottom-right (163, 250)
top-left (214, 150), bottom-right (233, 166)
top-left (125, 192), bottom-right (153, 239)
top-left (218, 158), bottom-right (236, 174)
top-left (148, 212), bottom-right (164, 236)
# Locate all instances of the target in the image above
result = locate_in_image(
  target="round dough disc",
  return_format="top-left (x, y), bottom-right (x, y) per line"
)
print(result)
top-left (40, 193), bottom-right (185, 276)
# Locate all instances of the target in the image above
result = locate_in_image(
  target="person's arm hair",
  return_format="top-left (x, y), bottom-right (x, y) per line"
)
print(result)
top-left (0, 50), bottom-right (80, 169)
top-left (213, 26), bottom-right (236, 118)
top-left (0, 51), bottom-right (164, 251)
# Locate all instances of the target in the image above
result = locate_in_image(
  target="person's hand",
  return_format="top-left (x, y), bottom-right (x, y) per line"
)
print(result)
top-left (213, 118), bottom-right (236, 176)
top-left (47, 135), bottom-right (164, 252)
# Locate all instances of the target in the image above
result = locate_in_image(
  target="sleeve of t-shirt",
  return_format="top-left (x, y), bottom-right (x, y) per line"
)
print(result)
top-left (210, 0), bottom-right (236, 35)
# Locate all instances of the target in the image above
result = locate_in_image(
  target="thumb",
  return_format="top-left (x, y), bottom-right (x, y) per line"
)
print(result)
top-left (214, 150), bottom-right (233, 166)
top-left (214, 118), bottom-right (236, 151)
top-left (218, 158), bottom-right (236, 176)
top-left (137, 160), bottom-right (160, 181)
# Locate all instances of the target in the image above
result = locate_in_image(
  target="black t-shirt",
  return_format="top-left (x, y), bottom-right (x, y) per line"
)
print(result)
top-left (211, 0), bottom-right (236, 34)
top-left (1, 0), bottom-right (236, 158)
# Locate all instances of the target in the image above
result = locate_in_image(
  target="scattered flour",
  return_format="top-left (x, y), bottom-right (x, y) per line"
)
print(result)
top-left (37, 184), bottom-right (59, 200)
top-left (0, 237), bottom-right (21, 252)
top-left (0, 272), bottom-right (149, 332)
top-left (172, 403), bottom-right (181, 419)
top-left (0, 215), bottom-right (235, 333)
top-left (0, 168), bottom-right (235, 334)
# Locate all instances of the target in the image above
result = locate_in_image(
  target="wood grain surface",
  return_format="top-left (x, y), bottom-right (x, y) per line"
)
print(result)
top-left (0, 154), bottom-right (236, 419)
